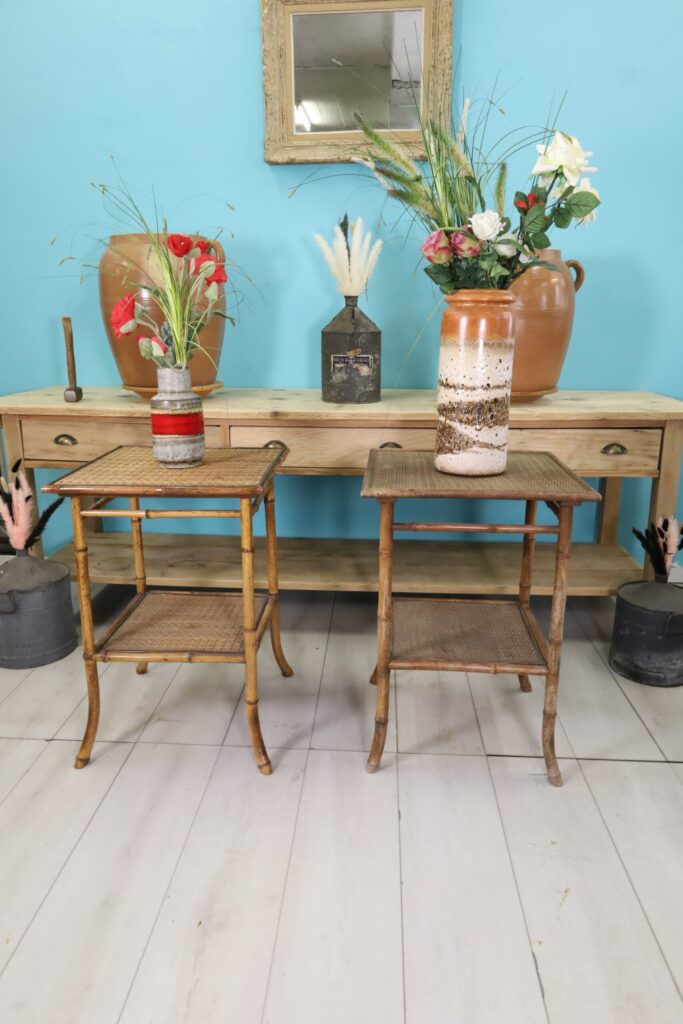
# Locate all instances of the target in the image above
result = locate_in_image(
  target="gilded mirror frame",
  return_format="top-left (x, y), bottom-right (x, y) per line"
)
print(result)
top-left (261, 0), bottom-right (453, 164)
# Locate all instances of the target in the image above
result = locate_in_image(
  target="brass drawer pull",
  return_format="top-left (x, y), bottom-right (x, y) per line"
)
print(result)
top-left (380, 442), bottom-right (402, 449)
top-left (263, 439), bottom-right (287, 449)
top-left (601, 442), bottom-right (627, 456)
top-left (53, 433), bottom-right (78, 446)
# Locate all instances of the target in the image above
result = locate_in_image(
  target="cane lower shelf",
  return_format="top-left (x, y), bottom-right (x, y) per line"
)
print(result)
top-left (94, 590), bottom-right (270, 664)
top-left (389, 597), bottom-right (548, 673)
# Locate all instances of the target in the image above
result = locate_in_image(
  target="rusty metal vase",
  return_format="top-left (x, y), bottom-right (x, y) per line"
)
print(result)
top-left (150, 367), bottom-right (205, 468)
top-left (321, 296), bottom-right (381, 404)
top-left (99, 233), bottom-right (226, 397)
top-left (435, 290), bottom-right (516, 476)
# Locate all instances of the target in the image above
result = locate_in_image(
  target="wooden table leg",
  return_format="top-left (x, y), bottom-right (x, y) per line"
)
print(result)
top-left (518, 499), bottom-right (537, 693)
top-left (241, 497), bottom-right (272, 775)
top-left (264, 482), bottom-right (293, 678)
top-left (543, 503), bottom-right (574, 787)
top-left (646, 420), bottom-right (683, 578)
top-left (130, 496), bottom-right (149, 676)
top-left (367, 500), bottom-right (394, 774)
top-left (72, 497), bottom-right (100, 768)
top-left (597, 477), bottom-right (622, 545)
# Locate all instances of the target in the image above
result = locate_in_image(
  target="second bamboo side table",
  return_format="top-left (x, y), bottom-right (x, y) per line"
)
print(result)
top-left (44, 445), bottom-right (293, 775)
top-left (361, 450), bottom-right (600, 786)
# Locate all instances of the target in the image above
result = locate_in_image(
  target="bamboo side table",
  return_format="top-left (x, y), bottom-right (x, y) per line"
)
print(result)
top-left (44, 446), bottom-right (293, 775)
top-left (361, 450), bottom-right (600, 786)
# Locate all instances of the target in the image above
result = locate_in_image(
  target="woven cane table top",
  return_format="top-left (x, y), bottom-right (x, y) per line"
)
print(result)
top-left (99, 590), bottom-right (268, 658)
top-left (45, 446), bottom-right (286, 497)
top-left (390, 597), bottom-right (547, 672)
top-left (362, 450), bottom-right (600, 503)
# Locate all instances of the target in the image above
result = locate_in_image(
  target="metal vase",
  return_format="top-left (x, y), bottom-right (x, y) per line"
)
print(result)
top-left (321, 296), bottom-right (381, 404)
top-left (150, 366), bottom-right (206, 468)
top-left (0, 550), bottom-right (77, 669)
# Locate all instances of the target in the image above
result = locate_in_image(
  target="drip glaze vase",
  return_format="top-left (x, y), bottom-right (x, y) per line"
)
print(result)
top-left (435, 290), bottom-right (517, 476)
top-left (150, 367), bottom-right (206, 468)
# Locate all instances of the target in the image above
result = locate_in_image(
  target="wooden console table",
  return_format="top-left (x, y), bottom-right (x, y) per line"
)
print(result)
top-left (2, 387), bottom-right (683, 595)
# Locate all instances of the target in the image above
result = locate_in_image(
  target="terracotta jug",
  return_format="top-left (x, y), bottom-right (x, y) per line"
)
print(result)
top-left (509, 248), bottom-right (584, 402)
top-left (99, 233), bottom-right (226, 397)
top-left (435, 290), bottom-right (517, 476)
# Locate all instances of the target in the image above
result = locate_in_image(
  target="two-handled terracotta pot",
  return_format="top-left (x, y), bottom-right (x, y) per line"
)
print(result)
top-left (99, 233), bottom-right (226, 398)
top-left (509, 248), bottom-right (584, 402)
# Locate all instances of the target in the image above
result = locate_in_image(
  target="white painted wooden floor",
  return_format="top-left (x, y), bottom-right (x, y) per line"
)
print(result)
top-left (1, 588), bottom-right (683, 1023)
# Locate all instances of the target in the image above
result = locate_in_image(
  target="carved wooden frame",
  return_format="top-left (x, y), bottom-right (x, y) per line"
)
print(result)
top-left (261, 0), bottom-right (453, 164)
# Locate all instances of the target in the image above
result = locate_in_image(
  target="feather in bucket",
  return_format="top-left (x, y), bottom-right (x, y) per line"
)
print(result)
top-left (0, 460), bottom-right (63, 552)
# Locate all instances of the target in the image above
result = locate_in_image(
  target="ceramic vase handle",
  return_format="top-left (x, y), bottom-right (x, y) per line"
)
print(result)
top-left (566, 259), bottom-right (585, 292)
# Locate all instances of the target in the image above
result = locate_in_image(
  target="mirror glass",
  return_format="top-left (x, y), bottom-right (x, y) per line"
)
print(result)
top-left (291, 9), bottom-right (423, 134)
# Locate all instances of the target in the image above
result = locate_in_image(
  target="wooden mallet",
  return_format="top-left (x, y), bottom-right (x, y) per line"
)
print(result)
top-left (62, 316), bottom-right (83, 402)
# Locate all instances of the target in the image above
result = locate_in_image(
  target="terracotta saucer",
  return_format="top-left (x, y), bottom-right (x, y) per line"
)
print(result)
top-left (123, 381), bottom-right (224, 399)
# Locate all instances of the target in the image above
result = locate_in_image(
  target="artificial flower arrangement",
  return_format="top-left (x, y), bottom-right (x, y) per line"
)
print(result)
top-left (633, 517), bottom-right (683, 581)
top-left (0, 461), bottom-right (63, 553)
top-left (355, 101), bottom-right (601, 294)
top-left (99, 182), bottom-right (233, 370)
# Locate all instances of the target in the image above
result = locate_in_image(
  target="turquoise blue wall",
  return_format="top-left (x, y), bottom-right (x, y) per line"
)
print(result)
top-left (2, 0), bottom-right (682, 554)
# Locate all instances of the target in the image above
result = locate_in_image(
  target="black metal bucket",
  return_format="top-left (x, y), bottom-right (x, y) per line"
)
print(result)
top-left (609, 579), bottom-right (683, 687)
top-left (0, 552), bottom-right (77, 669)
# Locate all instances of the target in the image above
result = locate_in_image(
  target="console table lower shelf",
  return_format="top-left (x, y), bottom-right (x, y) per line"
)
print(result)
top-left (51, 532), bottom-right (641, 596)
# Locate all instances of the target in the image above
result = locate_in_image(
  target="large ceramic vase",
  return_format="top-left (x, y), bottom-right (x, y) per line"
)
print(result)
top-left (99, 233), bottom-right (226, 398)
top-left (150, 367), bottom-right (205, 468)
top-left (509, 248), bottom-right (584, 402)
top-left (435, 290), bottom-right (516, 476)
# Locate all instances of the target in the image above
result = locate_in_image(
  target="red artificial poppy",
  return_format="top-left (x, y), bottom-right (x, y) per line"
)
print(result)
top-left (191, 253), bottom-right (228, 285)
top-left (167, 233), bottom-right (193, 257)
top-left (110, 293), bottom-right (137, 338)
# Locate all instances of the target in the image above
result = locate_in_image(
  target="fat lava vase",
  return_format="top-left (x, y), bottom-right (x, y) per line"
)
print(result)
top-left (150, 367), bottom-right (205, 468)
top-left (435, 289), bottom-right (517, 476)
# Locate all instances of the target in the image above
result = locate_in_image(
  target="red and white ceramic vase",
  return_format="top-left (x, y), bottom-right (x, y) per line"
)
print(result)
top-left (150, 367), bottom-right (205, 468)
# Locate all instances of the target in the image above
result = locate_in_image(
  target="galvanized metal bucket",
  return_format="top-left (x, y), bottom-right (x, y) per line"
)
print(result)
top-left (0, 551), bottom-right (77, 669)
top-left (609, 579), bottom-right (683, 687)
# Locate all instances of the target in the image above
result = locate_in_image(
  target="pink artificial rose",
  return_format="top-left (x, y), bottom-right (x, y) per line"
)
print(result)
top-left (450, 232), bottom-right (483, 259)
top-left (149, 337), bottom-right (168, 358)
top-left (421, 229), bottom-right (452, 265)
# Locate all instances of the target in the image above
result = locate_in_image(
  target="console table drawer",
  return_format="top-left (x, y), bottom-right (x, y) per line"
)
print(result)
top-left (22, 418), bottom-right (223, 462)
top-left (230, 426), bottom-right (435, 472)
top-left (509, 428), bottom-right (661, 476)
top-left (231, 424), bottom-right (661, 476)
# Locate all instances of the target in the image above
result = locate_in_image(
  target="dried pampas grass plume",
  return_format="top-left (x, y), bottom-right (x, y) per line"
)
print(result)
top-left (314, 215), bottom-right (382, 296)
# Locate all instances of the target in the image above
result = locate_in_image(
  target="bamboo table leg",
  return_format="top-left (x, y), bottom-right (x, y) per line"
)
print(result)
top-left (367, 499), bottom-right (394, 773)
top-left (518, 499), bottom-right (537, 693)
top-left (543, 503), bottom-right (574, 787)
top-left (241, 497), bottom-right (272, 775)
top-left (130, 496), bottom-right (149, 676)
top-left (72, 497), bottom-right (100, 769)
top-left (264, 482), bottom-right (293, 678)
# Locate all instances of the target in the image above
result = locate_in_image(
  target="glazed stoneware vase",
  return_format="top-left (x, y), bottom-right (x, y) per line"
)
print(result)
top-left (99, 233), bottom-right (226, 397)
top-left (435, 290), bottom-right (516, 476)
top-left (509, 248), bottom-right (584, 402)
top-left (150, 367), bottom-right (205, 468)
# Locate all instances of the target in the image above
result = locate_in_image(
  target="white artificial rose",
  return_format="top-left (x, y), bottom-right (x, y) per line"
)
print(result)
top-left (494, 233), bottom-right (517, 258)
top-left (469, 210), bottom-right (503, 241)
top-left (573, 176), bottom-right (601, 224)
top-left (532, 131), bottom-right (596, 186)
